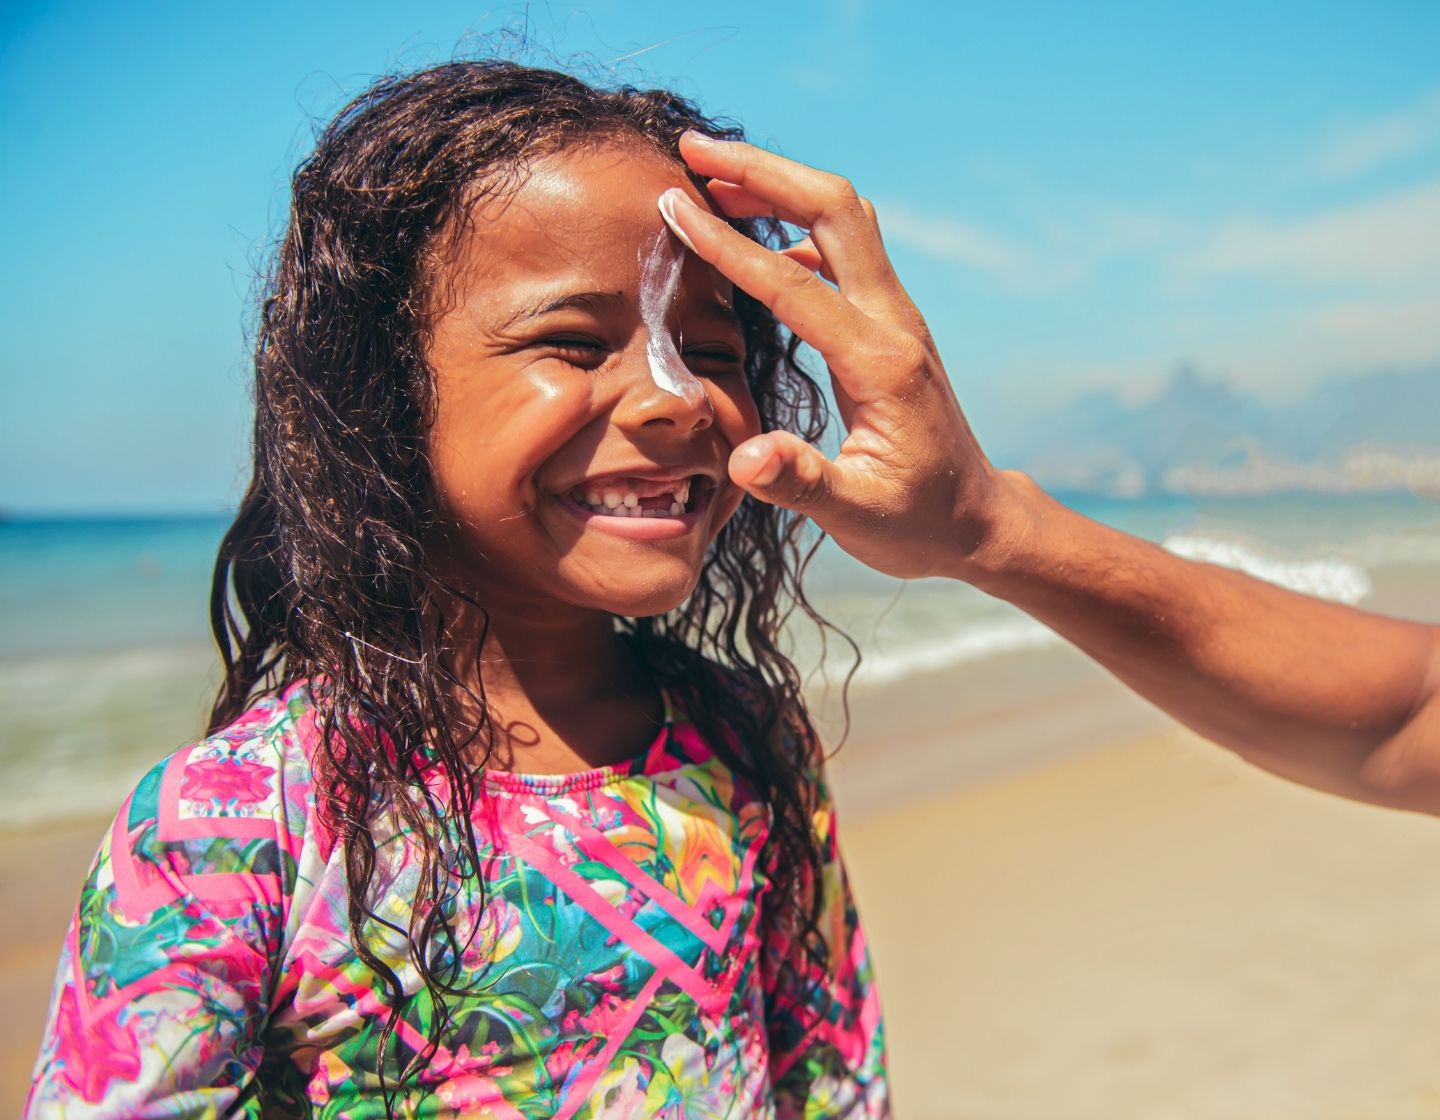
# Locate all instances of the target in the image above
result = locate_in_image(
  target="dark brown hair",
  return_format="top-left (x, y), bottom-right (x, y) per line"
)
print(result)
top-left (210, 58), bottom-right (844, 1110)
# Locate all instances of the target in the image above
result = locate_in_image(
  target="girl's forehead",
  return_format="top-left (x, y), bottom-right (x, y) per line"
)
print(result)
top-left (467, 146), bottom-right (695, 270)
top-left (442, 144), bottom-right (730, 312)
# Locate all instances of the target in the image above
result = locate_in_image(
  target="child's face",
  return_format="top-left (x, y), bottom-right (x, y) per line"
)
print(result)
top-left (424, 141), bottom-right (761, 619)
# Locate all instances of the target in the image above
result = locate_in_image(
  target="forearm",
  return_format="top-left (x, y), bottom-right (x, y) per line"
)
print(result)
top-left (963, 472), bottom-right (1440, 810)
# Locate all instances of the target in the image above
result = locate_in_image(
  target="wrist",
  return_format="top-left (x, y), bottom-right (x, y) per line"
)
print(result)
top-left (943, 468), bottom-right (1053, 594)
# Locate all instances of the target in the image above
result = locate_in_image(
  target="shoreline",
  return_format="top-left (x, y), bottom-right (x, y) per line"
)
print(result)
top-left (820, 557), bottom-right (1440, 820)
top-left (819, 642), bottom-right (1171, 821)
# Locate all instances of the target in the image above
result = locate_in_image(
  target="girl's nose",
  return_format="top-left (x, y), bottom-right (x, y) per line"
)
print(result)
top-left (611, 341), bottom-right (714, 434)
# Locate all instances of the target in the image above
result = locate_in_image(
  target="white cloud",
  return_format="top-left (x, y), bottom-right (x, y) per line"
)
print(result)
top-left (879, 202), bottom-right (1027, 279)
top-left (1182, 178), bottom-right (1440, 287)
top-left (1056, 284), bottom-right (1440, 401)
top-left (1317, 86), bottom-right (1440, 178)
top-left (880, 192), bottom-right (1197, 294)
top-left (877, 200), bottom-right (1120, 293)
top-left (881, 170), bottom-right (1440, 398)
top-left (1300, 293), bottom-right (1440, 368)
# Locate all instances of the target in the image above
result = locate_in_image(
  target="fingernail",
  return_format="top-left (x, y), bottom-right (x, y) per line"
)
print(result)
top-left (682, 129), bottom-right (720, 147)
top-left (657, 188), bottom-right (699, 253)
top-left (740, 445), bottom-right (782, 487)
top-left (753, 455), bottom-right (782, 487)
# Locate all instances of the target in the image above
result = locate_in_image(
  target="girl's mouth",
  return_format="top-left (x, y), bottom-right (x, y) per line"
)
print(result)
top-left (559, 474), bottom-right (716, 538)
top-left (566, 475), bottom-right (708, 519)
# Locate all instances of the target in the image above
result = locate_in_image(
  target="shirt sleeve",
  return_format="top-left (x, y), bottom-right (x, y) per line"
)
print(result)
top-left (25, 717), bottom-right (299, 1119)
top-left (762, 761), bottom-right (890, 1119)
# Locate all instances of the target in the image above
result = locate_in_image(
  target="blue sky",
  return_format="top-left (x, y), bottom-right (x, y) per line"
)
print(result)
top-left (2, 1), bottom-right (1438, 512)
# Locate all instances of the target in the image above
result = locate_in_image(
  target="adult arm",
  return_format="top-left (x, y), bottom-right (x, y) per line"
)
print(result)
top-left (965, 477), bottom-right (1440, 812)
top-left (661, 134), bottom-right (1440, 815)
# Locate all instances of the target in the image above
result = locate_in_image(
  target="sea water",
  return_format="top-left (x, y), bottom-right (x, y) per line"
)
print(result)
top-left (797, 492), bottom-right (1440, 689)
top-left (4, 494), bottom-right (1439, 827)
top-left (0, 515), bottom-right (228, 828)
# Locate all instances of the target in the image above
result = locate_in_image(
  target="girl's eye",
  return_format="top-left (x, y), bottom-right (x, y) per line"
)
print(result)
top-left (539, 337), bottom-right (609, 367)
top-left (683, 346), bottom-right (744, 369)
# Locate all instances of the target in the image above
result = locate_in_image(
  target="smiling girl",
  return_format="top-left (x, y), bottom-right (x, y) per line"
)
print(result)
top-left (26, 61), bottom-right (892, 1118)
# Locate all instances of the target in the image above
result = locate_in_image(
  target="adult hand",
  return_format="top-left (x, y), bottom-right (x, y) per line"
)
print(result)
top-left (659, 134), bottom-right (1440, 818)
top-left (660, 131), bottom-right (1017, 582)
top-left (660, 134), bottom-right (1440, 814)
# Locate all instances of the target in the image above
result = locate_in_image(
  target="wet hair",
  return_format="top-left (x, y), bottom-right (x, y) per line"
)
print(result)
top-left (209, 58), bottom-right (844, 1110)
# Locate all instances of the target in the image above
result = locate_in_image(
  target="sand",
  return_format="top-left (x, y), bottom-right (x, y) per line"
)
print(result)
top-left (8, 563), bottom-right (1440, 1116)
top-left (817, 563), bottom-right (1440, 1118)
top-left (1, 817), bottom-right (104, 1110)
top-left (835, 725), bottom-right (1440, 1119)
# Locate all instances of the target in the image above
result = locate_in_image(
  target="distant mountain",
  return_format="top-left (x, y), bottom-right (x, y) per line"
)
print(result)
top-left (1007, 364), bottom-right (1440, 497)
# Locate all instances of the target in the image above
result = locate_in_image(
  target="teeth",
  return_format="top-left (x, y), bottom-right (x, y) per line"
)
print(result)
top-left (571, 478), bottom-right (699, 517)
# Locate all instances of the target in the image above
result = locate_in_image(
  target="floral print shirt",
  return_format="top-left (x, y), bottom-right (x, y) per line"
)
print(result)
top-left (26, 682), bottom-right (888, 1118)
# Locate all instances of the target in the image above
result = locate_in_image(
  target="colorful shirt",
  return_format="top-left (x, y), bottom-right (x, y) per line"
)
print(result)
top-left (26, 681), bottom-right (888, 1118)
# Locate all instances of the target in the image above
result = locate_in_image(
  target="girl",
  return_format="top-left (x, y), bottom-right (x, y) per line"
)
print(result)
top-left (26, 60), bottom-right (890, 1118)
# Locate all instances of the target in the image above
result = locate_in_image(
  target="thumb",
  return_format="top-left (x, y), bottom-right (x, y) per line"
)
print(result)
top-left (729, 432), bottom-right (842, 514)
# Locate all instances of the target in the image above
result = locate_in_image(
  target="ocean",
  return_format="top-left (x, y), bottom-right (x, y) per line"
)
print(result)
top-left (5, 493), bottom-right (1440, 828)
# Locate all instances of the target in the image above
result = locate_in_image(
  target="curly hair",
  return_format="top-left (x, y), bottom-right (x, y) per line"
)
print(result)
top-left (209, 58), bottom-right (847, 1111)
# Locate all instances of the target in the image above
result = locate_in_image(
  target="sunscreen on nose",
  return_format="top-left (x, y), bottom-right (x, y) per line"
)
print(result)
top-left (638, 220), bottom-right (708, 408)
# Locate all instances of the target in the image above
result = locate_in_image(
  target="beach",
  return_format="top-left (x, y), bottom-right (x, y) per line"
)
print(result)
top-left (825, 561), bottom-right (1440, 1119)
top-left (840, 723), bottom-right (1440, 1120)
top-left (7, 530), bottom-right (1440, 1115)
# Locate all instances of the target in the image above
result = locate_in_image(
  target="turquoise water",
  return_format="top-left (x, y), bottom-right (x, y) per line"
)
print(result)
top-left (4, 494), bottom-right (1440, 826)
top-left (801, 491), bottom-right (1440, 683)
top-left (0, 515), bottom-right (227, 659)
top-left (0, 516), bottom-right (228, 828)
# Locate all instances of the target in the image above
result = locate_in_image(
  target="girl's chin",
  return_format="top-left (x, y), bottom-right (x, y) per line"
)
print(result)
top-left (587, 583), bottom-right (699, 619)
top-left (560, 565), bottom-right (703, 619)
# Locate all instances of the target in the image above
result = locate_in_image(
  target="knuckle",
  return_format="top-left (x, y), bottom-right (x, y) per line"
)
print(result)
top-left (712, 236), bottom-right (763, 285)
top-left (819, 173), bottom-right (861, 209)
top-left (869, 330), bottom-right (928, 373)
top-left (765, 256), bottom-right (819, 316)
top-left (904, 318), bottom-right (937, 351)
top-left (774, 256), bottom-right (817, 293)
top-left (709, 234), bottom-right (743, 271)
top-left (786, 464), bottom-right (828, 509)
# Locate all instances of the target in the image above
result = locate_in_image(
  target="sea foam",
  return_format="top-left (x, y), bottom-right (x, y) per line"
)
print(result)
top-left (836, 534), bottom-right (1378, 690)
top-left (849, 616), bottom-right (1061, 686)
top-left (1161, 535), bottom-right (1374, 604)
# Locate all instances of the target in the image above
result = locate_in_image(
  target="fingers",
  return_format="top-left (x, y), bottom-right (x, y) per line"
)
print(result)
top-left (708, 178), bottom-right (879, 230)
top-left (660, 189), bottom-right (887, 395)
top-left (779, 237), bottom-right (829, 279)
top-left (704, 180), bottom-right (772, 220)
top-left (729, 431), bottom-right (843, 514)
top-left (681, 131), bottom-right (898, 303)
top-left (708, 182), bottom-right (831, 279)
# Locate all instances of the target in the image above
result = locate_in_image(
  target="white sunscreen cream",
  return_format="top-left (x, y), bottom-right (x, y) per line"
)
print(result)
top-left (638, 217), bottom-right (708, 409)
